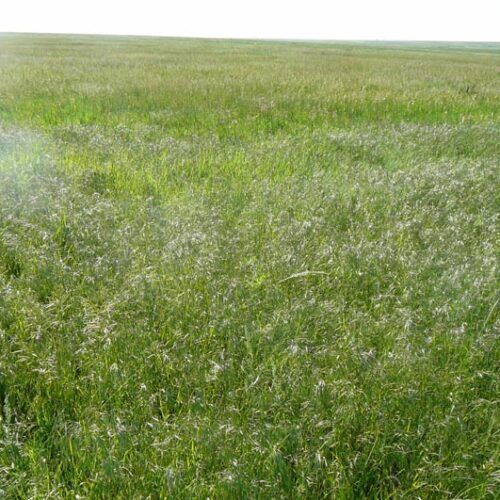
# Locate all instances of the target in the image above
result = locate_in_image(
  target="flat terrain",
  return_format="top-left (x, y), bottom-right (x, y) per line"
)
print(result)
top-left (0, 34), bottom-right (499, 497)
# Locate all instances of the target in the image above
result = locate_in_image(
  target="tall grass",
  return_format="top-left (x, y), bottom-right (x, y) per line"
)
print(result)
top-left (0, 34), bottom-right (499, 497)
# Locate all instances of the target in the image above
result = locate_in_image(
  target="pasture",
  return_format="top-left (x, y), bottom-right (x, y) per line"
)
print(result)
top-left (0, 34), bottom-right (499, 497)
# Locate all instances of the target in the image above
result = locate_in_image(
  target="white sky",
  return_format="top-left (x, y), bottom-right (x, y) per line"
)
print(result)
top-left (1, 0), bottom-right (499, 42)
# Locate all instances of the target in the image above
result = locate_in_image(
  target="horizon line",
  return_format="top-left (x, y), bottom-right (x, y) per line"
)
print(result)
top-left (1, 31), bottom-right (499, 44)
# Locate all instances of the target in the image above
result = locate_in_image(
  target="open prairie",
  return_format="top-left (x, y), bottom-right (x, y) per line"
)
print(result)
top-left (0, 34), bottom-right (499, 497)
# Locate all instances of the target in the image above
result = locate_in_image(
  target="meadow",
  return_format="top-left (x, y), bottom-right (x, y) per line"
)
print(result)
top-left (0, 34), bottom-right (499, 498)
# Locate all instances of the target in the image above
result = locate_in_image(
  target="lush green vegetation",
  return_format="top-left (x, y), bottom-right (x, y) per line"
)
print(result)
top-left (0, 34), bottom-right (499, 497)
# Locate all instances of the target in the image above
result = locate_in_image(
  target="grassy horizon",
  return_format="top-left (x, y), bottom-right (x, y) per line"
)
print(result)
top-left (0, 34), bottom-right (499, 498)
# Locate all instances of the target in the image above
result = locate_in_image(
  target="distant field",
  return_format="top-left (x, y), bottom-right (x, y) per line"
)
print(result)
top-left (0, 34), bottom-right (499, 498)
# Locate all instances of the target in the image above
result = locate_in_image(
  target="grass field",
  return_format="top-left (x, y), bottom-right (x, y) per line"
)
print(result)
top-left (0, 34), bottom-right (499, 498)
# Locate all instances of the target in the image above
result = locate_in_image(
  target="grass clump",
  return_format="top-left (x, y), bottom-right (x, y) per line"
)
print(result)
top-left (0, 34), bottom-right (499, 498)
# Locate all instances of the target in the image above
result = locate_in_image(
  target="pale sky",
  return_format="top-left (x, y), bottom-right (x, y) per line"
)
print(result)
top-left (1, 0), bottom-right (499, 42)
